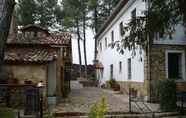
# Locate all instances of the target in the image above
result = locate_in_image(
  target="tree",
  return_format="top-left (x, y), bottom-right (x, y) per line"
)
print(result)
top-left (60, 0), bottom-right (84, 77)
top-left (16, 0), bottom-right (37, 25)
top-left (88, 0), bottom-right (120, 61)
top-left (82, 0), bottom-right (88, 78)
top-left (17, 0), bottom-right (58, 28)
top-left (0, 0), bottom-right (15, 78)
top-left (113, 0), bottom-right (186, 54)
top-left (35, 0), bottom-right (58, 27)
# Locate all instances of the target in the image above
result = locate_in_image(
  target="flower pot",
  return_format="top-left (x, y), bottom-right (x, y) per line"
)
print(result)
top-left (8, 78), bottom-right (18, 84)
top-left (112, 84), bottom-right (120, 91)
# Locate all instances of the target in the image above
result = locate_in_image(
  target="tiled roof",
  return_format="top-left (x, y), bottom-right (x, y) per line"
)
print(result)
top-left (95, 0), bottom-right (129, 39)
top-left (4, 47), bottom-right (57, 62)
top-left (7, 32), bottom-right (71, 45)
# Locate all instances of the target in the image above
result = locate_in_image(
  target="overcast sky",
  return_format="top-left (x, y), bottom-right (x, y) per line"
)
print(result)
top-left (14, 0), bottom-right (95, 65)
top-left (72, 28), bottom-right (95, 65)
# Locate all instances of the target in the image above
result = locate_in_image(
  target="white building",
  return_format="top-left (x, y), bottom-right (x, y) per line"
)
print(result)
top-left (96, 0), bottom-right (186, 101)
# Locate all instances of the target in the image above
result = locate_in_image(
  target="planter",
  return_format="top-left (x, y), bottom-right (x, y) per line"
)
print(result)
top-left (0, 79), bottom-right (8, 84)
top-left (112, 84), bottom-right (120, 91)
top-left (24, 80), bottom-right (32, 84)
top-left (176, 81), bottom-right (186, 92)
top-left (79, 80), bottom-right (98, 87)
top-left (8, 78), bottom-right (19, 84)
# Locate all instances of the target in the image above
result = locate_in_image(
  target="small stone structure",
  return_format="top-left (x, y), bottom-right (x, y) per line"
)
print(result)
top-left (4, 24), bottom-right (72, 109)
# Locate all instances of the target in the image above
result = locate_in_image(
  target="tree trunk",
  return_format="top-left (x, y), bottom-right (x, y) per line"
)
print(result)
top-left (0, 0), bottom-right (15, 79)
top-left (94, 2), bottom-right (98, 62)
top-left (76, 19), bottom-right (82, 78)
top-left (82, 0), bottom-right (88, 79)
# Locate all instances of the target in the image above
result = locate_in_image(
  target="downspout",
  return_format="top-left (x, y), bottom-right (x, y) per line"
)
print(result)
top-left (147, 0), bottom-right (152, 102)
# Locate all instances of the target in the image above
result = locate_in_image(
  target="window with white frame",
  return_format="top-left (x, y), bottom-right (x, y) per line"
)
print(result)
top-left (119, 61), bottom-right (122, 73)
top-left (166, 50), bottom-right (185, 80)
top-left (111, 30), bottom-right (114, 42)
top-left (110, 64), bottom-right (113, 79)
top-left (100, 42), bottom-right (102, 51)
top-left (131, 8), bottom-right (136, 19)
top-left (105, 37), bottom-right (107, 48)
top-left (128, 58), bottom-right (132, 80)
top-left (119, 22), bottom-right (124, 36)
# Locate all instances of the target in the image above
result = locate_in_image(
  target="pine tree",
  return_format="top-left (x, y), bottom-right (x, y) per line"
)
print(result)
top-left (0, 0), bottom-right (15, 79)
top-left (16, 0), bottom-right (37, 25)
top-left (60, 0), bottom-right (84, 77)
top-left (17, 0), bottom-right (58, 28)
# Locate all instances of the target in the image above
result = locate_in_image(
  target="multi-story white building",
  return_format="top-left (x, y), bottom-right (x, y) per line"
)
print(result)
top-left (96, 0), bottom-right (186, 101)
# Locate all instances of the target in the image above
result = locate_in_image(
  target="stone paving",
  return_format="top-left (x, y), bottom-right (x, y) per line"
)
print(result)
top-left (54, 81), bottom-right (160, 113)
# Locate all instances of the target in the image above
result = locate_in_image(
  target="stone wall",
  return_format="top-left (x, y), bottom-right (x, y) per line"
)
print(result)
top-left (150, 44), bottom-right (186, 80)
top-left (118, 81), bottom-right (145, 98)
top-left (5, 64), bottom-right (47, 84)
top-left (149, 44), bottom-right (186, 100)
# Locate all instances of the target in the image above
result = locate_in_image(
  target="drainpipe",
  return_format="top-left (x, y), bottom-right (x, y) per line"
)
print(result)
top-left (147, 0), bottom-right (152, 102)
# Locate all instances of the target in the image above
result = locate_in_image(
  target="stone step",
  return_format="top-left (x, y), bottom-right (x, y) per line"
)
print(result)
top-left (55, 112), bottom-right (179, 118)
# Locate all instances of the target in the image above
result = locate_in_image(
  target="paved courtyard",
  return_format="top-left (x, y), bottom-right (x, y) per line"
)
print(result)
top-left (54, 81), bottom-right (159, 113)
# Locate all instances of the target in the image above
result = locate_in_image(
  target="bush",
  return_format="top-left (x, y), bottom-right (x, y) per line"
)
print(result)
top-left (88, 97), bottom-right (107, 118)
top-left (158, 79), bottom-right (177, 112)
top-left (0, 108), bottom-right (14, 118)
top-left (107, 78), bottom-right (117, 88)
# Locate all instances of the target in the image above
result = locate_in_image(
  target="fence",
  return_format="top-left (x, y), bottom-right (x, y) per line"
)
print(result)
top-left (0, 84), bottom-right (41, 117)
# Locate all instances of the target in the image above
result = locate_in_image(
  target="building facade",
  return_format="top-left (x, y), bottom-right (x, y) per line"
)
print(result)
top-left (4, 24), bottom-right (72, 107)
top-left (96, 0), bottom-right (186, 101)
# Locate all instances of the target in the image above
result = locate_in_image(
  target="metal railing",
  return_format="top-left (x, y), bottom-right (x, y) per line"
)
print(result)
top-left (128, 88), bottom-right (155, 118)
top-left (0, 84), bottom-right (43, 118)
top-left (177, 91), bottom-right (186, 115)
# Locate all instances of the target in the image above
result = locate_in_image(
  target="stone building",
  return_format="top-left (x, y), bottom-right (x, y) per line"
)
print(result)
top-left (4, 24), bottom-right (72, 106)
top-left (95, 0), bottom-right (186, 101)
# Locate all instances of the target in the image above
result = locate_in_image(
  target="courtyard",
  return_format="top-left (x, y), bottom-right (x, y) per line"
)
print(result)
top-left (54, 81), bottom-right (160, 114)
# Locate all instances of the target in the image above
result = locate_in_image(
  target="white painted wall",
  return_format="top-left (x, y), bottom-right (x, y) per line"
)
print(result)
top-left (97, 0), bottom-right (146, 84)
top-left (154, 24), bottom-right (186, 45)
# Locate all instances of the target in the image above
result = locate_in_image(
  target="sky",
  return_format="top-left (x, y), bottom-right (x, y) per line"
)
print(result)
top-left (14, 0), bottom-right (95, 64)
top-left (72, 28), bottom-right (95, 65)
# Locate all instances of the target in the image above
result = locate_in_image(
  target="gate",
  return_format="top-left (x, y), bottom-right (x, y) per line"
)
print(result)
top-left (24, 86), bottom-right (40, 115)
top-left (0, 84), bottom-right (41, 116)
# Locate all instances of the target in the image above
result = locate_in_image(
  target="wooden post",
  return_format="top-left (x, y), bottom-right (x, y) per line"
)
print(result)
top-left (129, 88), bottom-right (132, 113)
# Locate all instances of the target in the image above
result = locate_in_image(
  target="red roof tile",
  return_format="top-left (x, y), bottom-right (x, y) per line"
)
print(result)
top-left (4, 47), bottom-right (57, 62)
top-left (7, 32), bottom-right (71, 45)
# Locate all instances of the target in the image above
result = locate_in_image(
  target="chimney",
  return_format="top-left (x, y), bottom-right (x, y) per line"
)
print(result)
top-left (9, 9), bottom-right (18, 36)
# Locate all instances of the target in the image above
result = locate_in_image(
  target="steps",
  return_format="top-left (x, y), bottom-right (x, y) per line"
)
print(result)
top-left (55, 112), bottom-right (179, 118)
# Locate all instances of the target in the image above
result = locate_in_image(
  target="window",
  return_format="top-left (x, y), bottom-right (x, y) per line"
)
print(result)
top-left (105, 37), bottom-right (107, 48)
top-left (131, 8), bottom-right (136, 19)
top-left (110, 64), bottom-right (113, 79)
top-left (168, 53), bottom-right (183, 79)
top-left (119, 22), bottom-right (124, 36)
top-left (111, 30), bottom-right (114, 42)
top-left (119, 61), bottom-right (122, 73)
top-left (131, 8), bottom-right (137, 28)
top-left (101, 69), bottom-right (104, 78)
top-left (100, 42), bottom-right (102, 51)
top-left (128, 58), bottom-right (132, 80)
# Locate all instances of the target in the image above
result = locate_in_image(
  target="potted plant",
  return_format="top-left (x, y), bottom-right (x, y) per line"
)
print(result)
top-left (112, 83), bottom-right (120, 91)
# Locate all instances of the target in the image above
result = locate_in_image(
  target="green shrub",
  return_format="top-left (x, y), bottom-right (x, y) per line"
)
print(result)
top-left (89, 76), bottom-right (97, 81)
top-left (158, 79), bottom-right (177, 112)
top-left (0, 108), bottom-right (14, 118)
top-left (107, 78), bottom-right (117, 88)
top-left (88, 97), bottom-right (107, 118)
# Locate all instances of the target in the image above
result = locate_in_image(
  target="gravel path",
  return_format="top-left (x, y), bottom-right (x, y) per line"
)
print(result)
top-left (54, 81), bottom-right (159, 113)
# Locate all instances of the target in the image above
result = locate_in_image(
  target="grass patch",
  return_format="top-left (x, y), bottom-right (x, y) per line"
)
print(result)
top-left (0, 107), bottom-right (14, 118)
